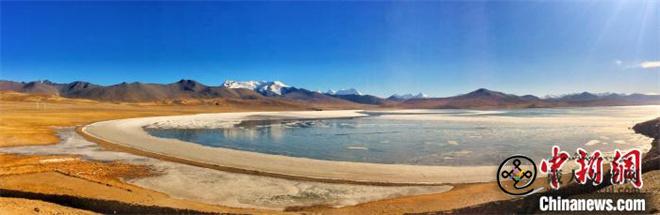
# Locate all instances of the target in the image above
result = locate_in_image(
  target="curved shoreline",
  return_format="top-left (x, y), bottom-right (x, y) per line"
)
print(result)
top-left (80, 110), bottom-right (497, 186)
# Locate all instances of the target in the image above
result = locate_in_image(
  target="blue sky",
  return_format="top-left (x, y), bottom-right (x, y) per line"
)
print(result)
top-left (1, 1), bottom-right (658, 97)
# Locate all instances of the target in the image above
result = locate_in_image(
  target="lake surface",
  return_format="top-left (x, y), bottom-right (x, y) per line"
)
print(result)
top-left (145, 106), bottom-right (658, 166)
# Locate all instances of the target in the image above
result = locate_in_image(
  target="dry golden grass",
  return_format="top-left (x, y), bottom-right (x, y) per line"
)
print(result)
top-left (0, 154), bottom-right (282, 214)
top-left (0, 91), bottom-right (307, 147)
top-left (0, 197), bottom-right (97, 215)
top-left (0, 91), bottom-right (298, 214)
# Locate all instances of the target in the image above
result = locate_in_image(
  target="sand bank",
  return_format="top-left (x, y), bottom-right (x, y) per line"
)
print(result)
top-left (82, 110), bottom-right (497, 185)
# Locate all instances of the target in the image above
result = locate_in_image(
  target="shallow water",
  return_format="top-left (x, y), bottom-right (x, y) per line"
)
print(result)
top-left (146, 106), bottom-right (659, 166)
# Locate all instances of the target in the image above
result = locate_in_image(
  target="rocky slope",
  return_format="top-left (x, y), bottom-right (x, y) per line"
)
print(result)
top-left (633, 117), bottom-right (660, 170)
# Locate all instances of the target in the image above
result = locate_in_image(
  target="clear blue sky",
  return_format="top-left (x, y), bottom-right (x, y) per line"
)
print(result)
top-left (1, 1), bottom-right (658, 97)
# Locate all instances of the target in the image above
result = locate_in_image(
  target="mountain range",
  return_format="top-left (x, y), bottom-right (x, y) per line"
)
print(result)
top-left (2, 80), bottom-right (659, 109)
top-left (388, 93), bottom-right (429, 101)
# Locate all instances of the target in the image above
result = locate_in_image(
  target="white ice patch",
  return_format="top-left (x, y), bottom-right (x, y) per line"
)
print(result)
top-left (446, 150), bottom-right (472, 156)
top-left (585, 140), bottom-right (600, 146)
top-left (142, 110), bottom-right (368, 129)
top-left (347, 146), bottom-right (368, 150)
top-left (614, 140), bottom-right (627, 145)
top-left (38, 157), bottom-right (78, 164)
top-left (145, 119), bottom-right (241, 129)
top-left (0, 129), bottom-right (451, 210)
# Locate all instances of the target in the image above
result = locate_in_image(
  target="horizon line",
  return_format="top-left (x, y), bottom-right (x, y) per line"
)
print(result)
top-left (1, 78), bottom-right (657, 99)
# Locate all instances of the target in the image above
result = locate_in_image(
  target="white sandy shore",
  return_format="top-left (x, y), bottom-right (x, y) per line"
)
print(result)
top-left (82, 110), bottom-right (497, 185)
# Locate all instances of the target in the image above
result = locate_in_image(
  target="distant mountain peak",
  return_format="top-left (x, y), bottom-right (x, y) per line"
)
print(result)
top-left (578, 91), bottom-right (596, 96)
top-left (223, 80), bottom-right (289, 95)
top-left (117, 81), bottom-right (142, 85)
top-left (174, 79), bottom-right (205, 92)
top-left (69, 80), bottom-right (89, 84)
top-left (326, 88), bottom-right (362, 96)
top-left (66, 81), bottom-right (96, 91)
top-left (26, 80), bottom-right (56, 85)
top-left (461, 88), bottom-right (508, 98)
top-left (35, 80), bottom-right (55, 84)
top-left (469, 88), bottom-right (496, 94)
top-left (555, 92), bottom-right (601, 101)
top-left (520, 95), bottom-right (540, 101)
top-left (176, 79), bottom-right (199, 84)
top-left (389, 93), bottom-right (428, 100)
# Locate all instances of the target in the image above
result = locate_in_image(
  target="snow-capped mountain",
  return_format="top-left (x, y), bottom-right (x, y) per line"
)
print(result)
top-left (223, 80), bottom-right (289, 96)
top-left (326, 88), bottom-right (363, 96)
top-left (388, 93), bottom-right (428, 100)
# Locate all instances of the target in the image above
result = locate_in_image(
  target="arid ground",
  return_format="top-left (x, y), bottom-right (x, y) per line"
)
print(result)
top-left (0, 91), bottom-right (657, 214)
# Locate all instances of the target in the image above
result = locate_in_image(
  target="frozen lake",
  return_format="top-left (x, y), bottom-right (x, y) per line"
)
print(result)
top-left (146, 106), bottom-right (658, 166)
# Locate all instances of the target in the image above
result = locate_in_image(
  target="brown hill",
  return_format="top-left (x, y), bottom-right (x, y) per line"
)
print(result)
top-left (20, 81), bottom-right (63, 96)
top-left (280, 88), bottom-right (367, 109)
top-left (397, 88), bottom-right (660, 109)
top-left (396, 88), bottom-right (550, 109)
